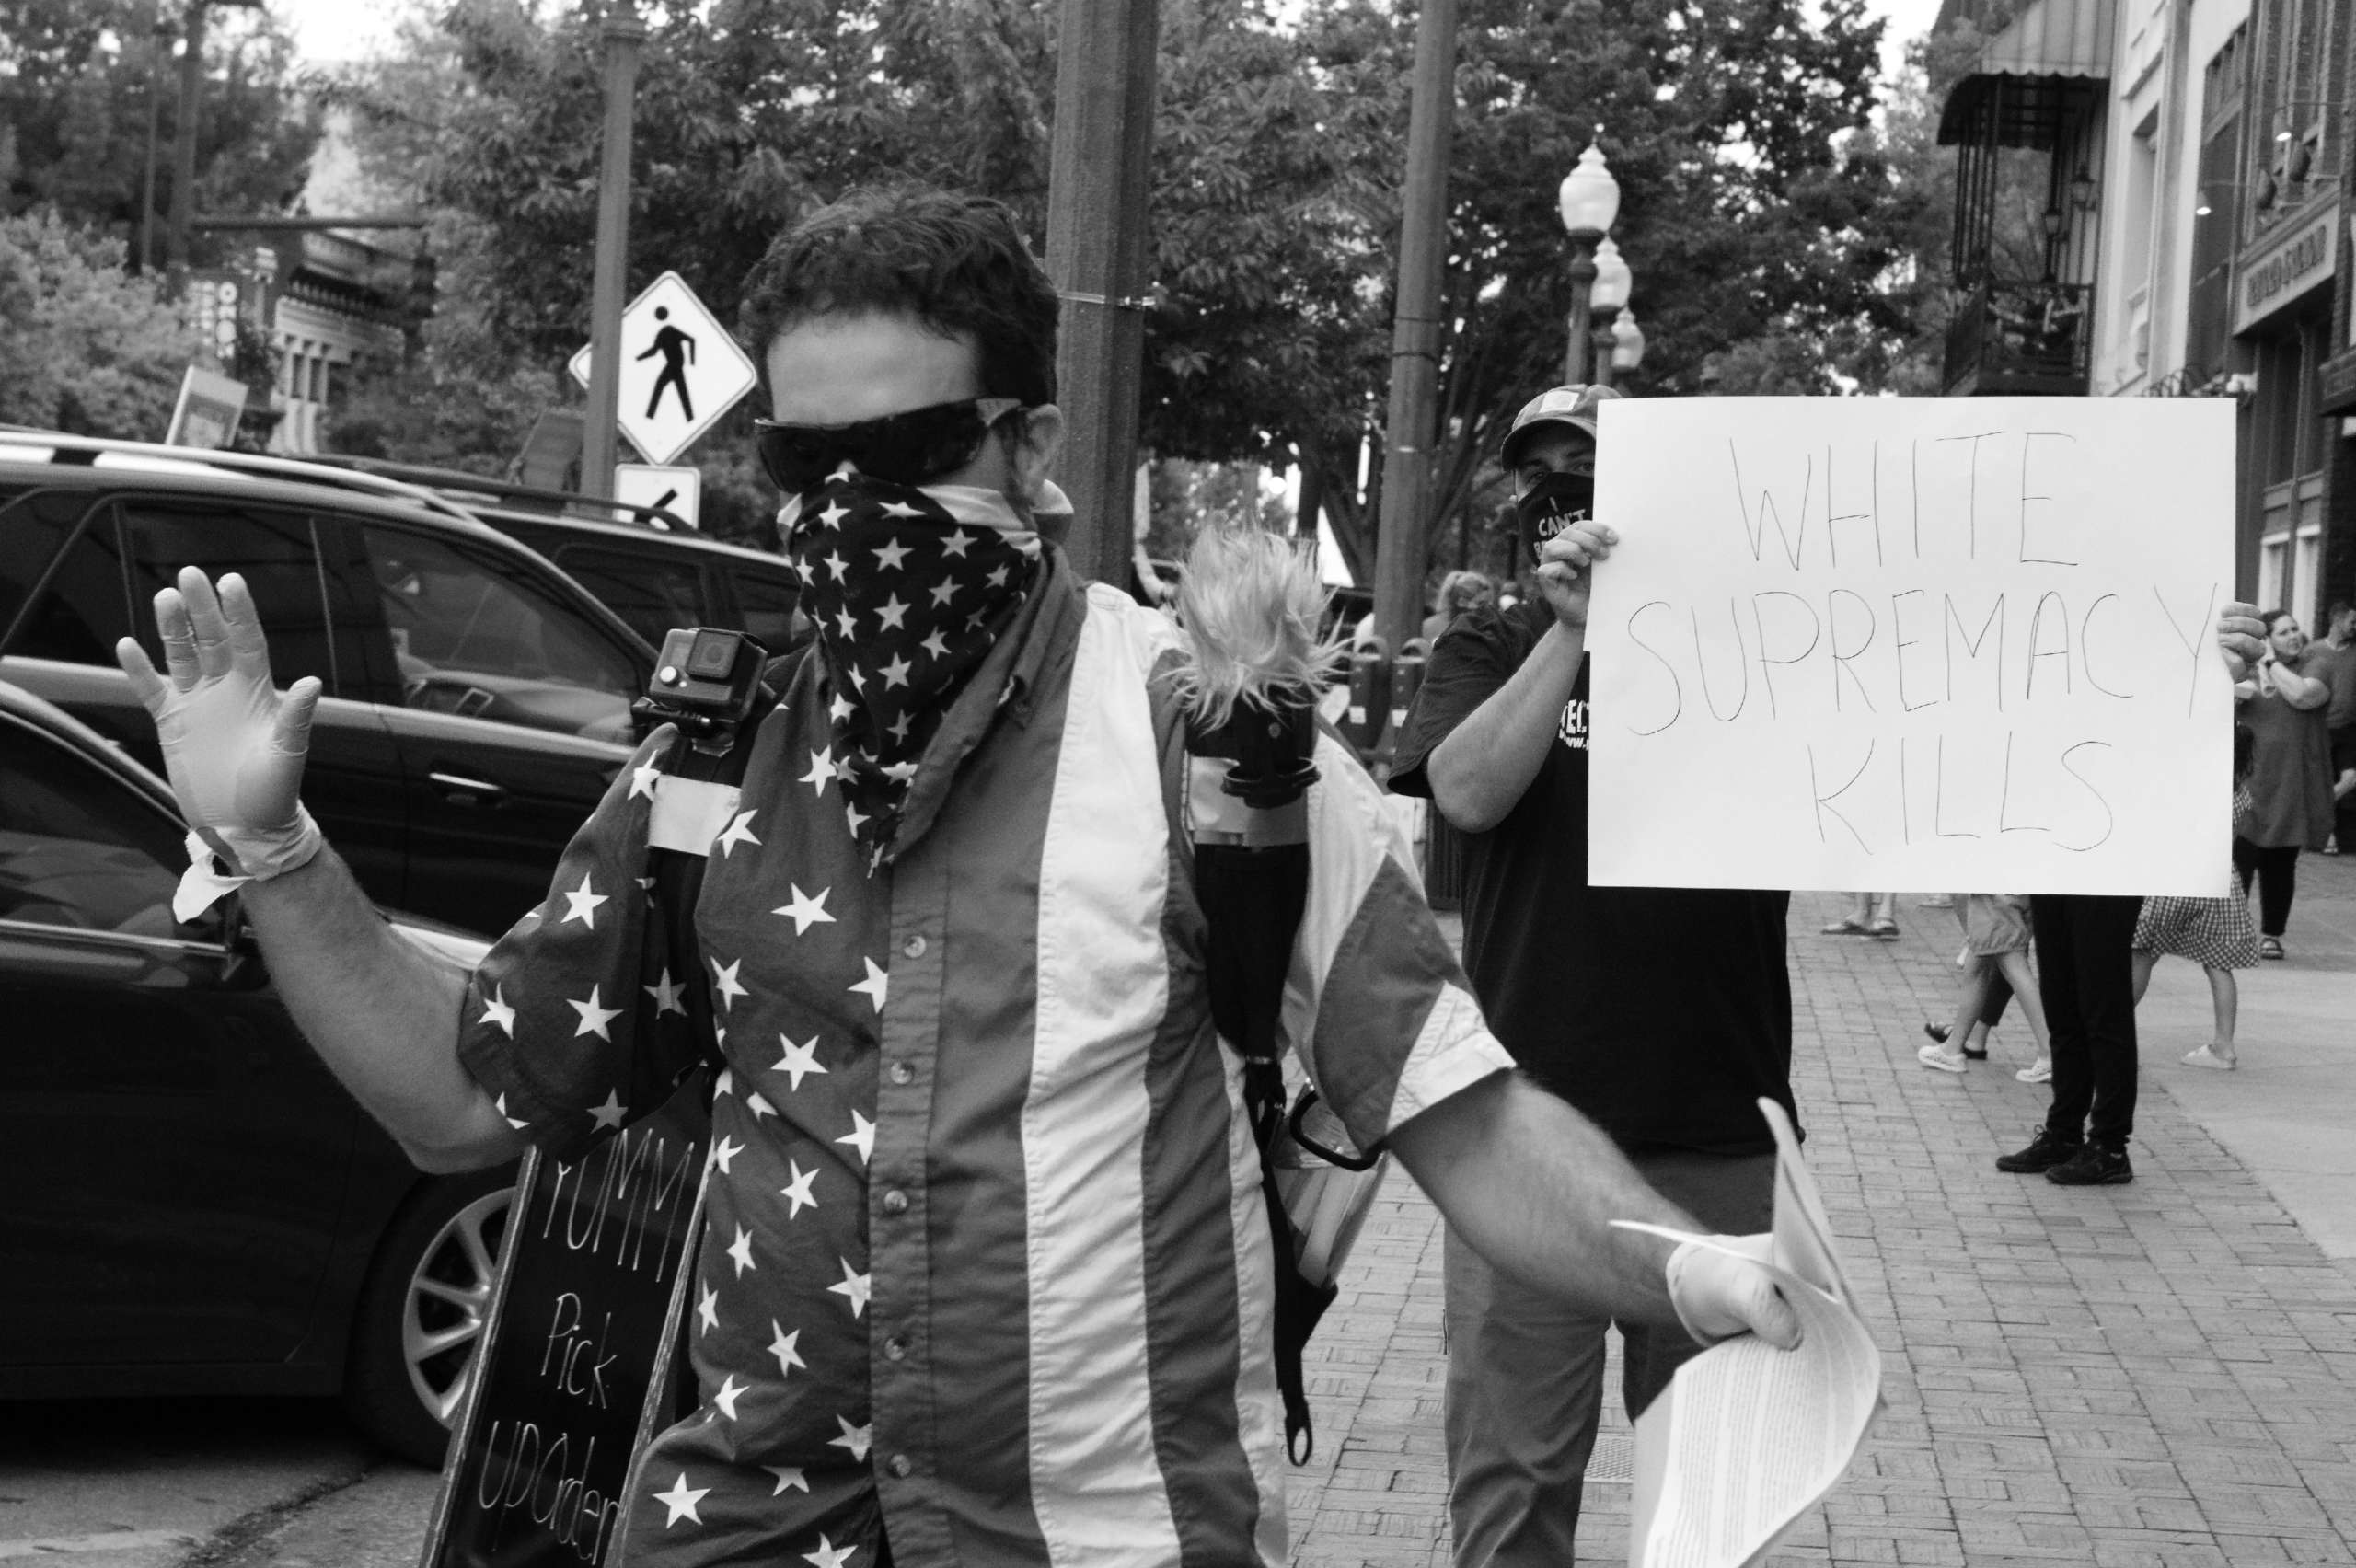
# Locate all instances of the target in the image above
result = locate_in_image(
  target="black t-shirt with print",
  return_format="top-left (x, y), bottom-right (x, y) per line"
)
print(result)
top-left (1391, 601), bottom-right (1796, 1157)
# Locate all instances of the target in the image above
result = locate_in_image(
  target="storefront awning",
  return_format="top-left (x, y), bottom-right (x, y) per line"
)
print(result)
top-left (1935, 0), bottom-right (2116, 147)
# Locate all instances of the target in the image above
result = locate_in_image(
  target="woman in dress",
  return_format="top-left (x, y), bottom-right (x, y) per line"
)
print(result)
top-left (2234, 611), bottom-right (2336, 959)
top-left (2134, 727), bottom-right (2261, 1068)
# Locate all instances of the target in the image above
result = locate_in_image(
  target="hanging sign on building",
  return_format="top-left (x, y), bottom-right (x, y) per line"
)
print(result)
top-left (569, 272), bottom-right (757, 467)
top-left (2234, 202), bottom-right (2339, 335)
top-left (164, 364), bottom-right (248, 449)
top-left (1585, 397), bottom-right (2236, 898)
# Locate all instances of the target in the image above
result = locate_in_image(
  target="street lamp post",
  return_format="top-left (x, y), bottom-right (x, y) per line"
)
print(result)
top-left (1588, 235), bottom-right (1632, 388)
top-left (1556, 139), bottom-right (1620, 386)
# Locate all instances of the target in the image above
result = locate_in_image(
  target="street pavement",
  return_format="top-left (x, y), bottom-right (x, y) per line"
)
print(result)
top-left (6, 867), bottom-right (2351, 1568)
top-left (1288, 862), bottom-right (2356, 1567)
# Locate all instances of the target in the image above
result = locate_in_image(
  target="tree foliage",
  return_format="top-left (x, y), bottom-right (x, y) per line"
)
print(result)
top-left (0, 0), bottom-right (319, 260)
top-left (0, 209), bottom-right (203, 436)
top-left (330, 0), bottom-right (1907, 565)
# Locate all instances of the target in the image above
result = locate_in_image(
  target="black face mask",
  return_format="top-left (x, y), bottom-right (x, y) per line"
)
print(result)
top-left (1516, 469), bottom-right (1595, 567)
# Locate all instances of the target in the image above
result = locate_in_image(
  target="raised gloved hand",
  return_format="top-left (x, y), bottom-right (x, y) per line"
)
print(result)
top-left (114, 567), bottom-right (323, 881)
top-left (1666, 1233), bottom-right (1803, 1350)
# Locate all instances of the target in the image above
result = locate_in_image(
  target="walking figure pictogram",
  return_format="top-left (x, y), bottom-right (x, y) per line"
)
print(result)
top-left (639, 306), bottom-right (697, 421)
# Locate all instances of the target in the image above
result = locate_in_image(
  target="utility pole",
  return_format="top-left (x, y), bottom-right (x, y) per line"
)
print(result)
top-left (1370, 0), bottom-right (1459, 655)
top-left (140, 2), bottom-right (168, 273)
top-left (1044, 0), bottom-right (1160, 586)
top-left (580, 6), bottom-right (647, 501)
top-left (165, 0), bottom-right (206, 275)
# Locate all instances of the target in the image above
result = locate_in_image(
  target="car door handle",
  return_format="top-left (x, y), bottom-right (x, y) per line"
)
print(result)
top-left (428, 770), bottom-right (508, 804)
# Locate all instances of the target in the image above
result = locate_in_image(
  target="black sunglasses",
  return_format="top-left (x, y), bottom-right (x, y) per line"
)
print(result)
top-left (753, 397), bottom-right (1025, 495)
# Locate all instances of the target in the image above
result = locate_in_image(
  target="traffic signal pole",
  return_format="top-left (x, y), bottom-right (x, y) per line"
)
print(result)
top-left (1370, 0), bottom-right (1458, 655)
top-left (582, 6), bottom-right (646, 502)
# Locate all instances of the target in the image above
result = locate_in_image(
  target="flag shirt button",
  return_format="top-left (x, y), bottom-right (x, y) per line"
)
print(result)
top-left (901, 934), bottom-right (926, 959)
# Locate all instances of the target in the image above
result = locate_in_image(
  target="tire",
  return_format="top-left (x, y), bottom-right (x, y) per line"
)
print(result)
top-left (342, 1165), bottom-right (519, 1467)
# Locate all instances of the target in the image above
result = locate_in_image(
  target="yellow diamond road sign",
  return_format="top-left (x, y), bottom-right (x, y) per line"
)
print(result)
top-left (569, 271), bottom-right (757, 467)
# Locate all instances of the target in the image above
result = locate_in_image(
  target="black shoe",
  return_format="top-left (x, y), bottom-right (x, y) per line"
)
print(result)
top-left (1924, 1020), bottom-right (1989, 1059)
top-left (2046, 1143), bottom-right (2133, 1186)
top-left (1995, 1126), bottom-right (2083, 1173)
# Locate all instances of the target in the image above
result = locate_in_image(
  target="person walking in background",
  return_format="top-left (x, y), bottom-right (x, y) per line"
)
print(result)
top-left (1424, 570), bottom-right (1496, 647)
top-left (2133, 728), bottom-right (2263, 1071)
top-left (2309, 601), bottom-right (2356, 854)
top-left (1918, 894), bottom-right (2051, 1082)
top-left (1824, 890), bottom-right (1900, 940)
top-left (2234, 610), bottom-right (2336, 960)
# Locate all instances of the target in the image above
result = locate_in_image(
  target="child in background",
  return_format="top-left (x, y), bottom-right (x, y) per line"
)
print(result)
top-left (2132, 728), bottom-right (2263, 1069)
top-left (1919, 894), bottom-right (2053, 1082)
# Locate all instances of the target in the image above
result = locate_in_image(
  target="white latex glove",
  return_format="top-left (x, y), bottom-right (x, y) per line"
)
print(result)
top-left (114, 567), bottom-right (323, 880)
top-left (1666, 1233), bottom-right (1803, 1351)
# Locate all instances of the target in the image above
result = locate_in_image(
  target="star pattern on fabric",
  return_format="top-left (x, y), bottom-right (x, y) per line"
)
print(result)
top-left (774, 1032), bottom-right (828, 1090)
top-left (710, 1135), bottom-right (745, 1175)
top-left (712, 1372), bottom-right (748, 1420)
top-left (697, 1278), bottom-right (720, 1335)
top-left (768, 1320), bottom-right (806, 1379)
top-left (780, 475), bottom-right (1036, 861)
top-left (726, 1224), bottom-right (757, 1276)
top-left (801, 748), bottom-right (836, 796)
top-left (560, 872), bottom-right (607, 929)
top-left (849, 958), bottom-right (889, 1014)
top-left (804, 1535), bottom-right (859, 1568)
top-left (629, 761), bottom-right (663, 801)
top-left (830, 1415), bottom-right (872, 1461)
top-left (827, 1257), bottom-right (872, 1319)
top-left (654, 1472), bottom-right (709, 1527)
top-left (714, 810), bottom-right (762, 858)
top-left (568, 985), bottom-right (621, 1040)
top-left (745, 1090), bottom-right (777, 1121)
top-left (479, 986), bottom-right (515, 1037)
top-left (773, 882), bottom-right (836, 934)
top-left (645, 968), bottom-right (687, 1016)
top-left (495, 1092), bottom-right (529, 1132)
top-left (837, 1110), bottom-right (874, 1166)
top-left (711, 955), bottom-right (748, 1011)
top-left (767, 1464), bottom-right (809, 1495)
top-left (588, 1090), bottom-right (627, 1131)
top-left (780, 1160), bottom-right (820, 1219)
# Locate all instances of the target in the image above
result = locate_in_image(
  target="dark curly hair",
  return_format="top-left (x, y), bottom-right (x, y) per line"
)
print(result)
top-left (738, 186), bottom-right (1058, 409)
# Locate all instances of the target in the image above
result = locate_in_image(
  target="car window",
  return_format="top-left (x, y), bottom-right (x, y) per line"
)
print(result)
top-left (5, 501), bottom-right (132, 665)
top-left (120, 502), bottom-right (340, 689)
top-left (733, 569), bottom-right (804, 654)
top-left (0, 487), bottom-right (105, 644)
top-left (0, 715), bottom-right (187, 939)
top-left (361, 525), bottom-right (639, 743)
top-left (549, 543), bottom-right (710, 649)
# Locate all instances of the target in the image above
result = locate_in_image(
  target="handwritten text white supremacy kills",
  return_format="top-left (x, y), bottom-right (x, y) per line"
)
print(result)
top-left (1611, 428), bottom-right (2222, 858)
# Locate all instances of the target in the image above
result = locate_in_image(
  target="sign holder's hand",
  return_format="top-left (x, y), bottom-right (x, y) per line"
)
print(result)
top-left (1666, 1232), bottom-right (1803, 1350)
top-left (115, 567), bottom-right (323, 885)
top-left (1534, 520), bottom-right (1618, 630)
top-left (2215, 601), bottom-right (2266, 682)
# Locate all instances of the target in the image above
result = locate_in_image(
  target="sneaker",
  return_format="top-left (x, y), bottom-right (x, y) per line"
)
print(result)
top-left (1917, 1043), bottom-right (1969, 1073)
top-left (2046, 1143), bottom-right (2133, 1185)
top-left (1995, 1125), bottom-right (2082, 1172)
top-left (2182, 1045), bottom-right (2237, 1071)
top-left (2015, 1056), bottom-right (2052, 1084)
top-left (2260, 936), bottom-right (2285, 961)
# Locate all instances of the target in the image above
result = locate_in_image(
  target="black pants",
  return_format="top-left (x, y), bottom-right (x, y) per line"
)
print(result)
top-left (2031, 894), bottom-right (2142, 1151)
top-left (2232, 836), bottom-right (2300, 936)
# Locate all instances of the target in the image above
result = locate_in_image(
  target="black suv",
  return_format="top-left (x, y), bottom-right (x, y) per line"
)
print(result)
top-left (307, 458), bottom-right (807, 655)
top-left (0, 435), bottom-right (658, 936)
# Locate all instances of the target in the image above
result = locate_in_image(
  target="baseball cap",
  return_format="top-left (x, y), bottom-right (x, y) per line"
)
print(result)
top-left (1499, 384), bottom-right (1625, 467)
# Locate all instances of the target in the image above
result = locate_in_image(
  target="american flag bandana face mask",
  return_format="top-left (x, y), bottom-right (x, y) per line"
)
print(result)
top-left (781, 470), bottom-right (1042, 867)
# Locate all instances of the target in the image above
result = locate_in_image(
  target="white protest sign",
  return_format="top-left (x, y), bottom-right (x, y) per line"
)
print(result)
top-left (1587, 398), bottom-right (2236, 897)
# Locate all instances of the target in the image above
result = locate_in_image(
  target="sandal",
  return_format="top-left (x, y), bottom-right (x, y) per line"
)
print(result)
top-left (1821, 917), bottom-right (1868, 935)
top-left (2181, 1045), bottom-right (2237, 1071)
top-left (2259, 936), bottom-right (2285, 961)
top-left (1867, 918), bottom-right (1900, 940)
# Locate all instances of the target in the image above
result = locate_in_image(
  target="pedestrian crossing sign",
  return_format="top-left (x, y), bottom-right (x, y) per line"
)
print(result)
top-left (569, 271), bottom-right (757, 467)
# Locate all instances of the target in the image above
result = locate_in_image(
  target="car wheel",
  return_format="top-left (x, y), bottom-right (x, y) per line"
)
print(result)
top-left (343, 1166), bottom-right (518, 1467)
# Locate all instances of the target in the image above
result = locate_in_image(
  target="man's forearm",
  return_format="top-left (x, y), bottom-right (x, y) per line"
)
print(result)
top-left (1427, 621), bottom-right (1585, 832)
top-left (244, 845), bottom-right (524, 1171)
top-left (1390, 1069), bottom-right (1696, 1326)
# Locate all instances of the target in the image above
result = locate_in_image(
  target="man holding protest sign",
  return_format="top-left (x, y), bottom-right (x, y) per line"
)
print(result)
top-left (1389, 384), bottom-right (1800, 1568)
top-left (110, 192), bottom-right (1802, 1568)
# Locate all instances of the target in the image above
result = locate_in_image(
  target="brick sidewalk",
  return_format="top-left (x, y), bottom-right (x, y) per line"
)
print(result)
top-left (1285, 895), bottom-right (2356, 1567)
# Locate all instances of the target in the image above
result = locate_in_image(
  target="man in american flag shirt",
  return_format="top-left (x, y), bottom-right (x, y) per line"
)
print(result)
top-left (115, 187), bottom-right (1800, 1567)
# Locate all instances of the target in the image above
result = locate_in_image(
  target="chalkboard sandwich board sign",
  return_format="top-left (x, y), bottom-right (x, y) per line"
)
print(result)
top-left (422, 1072), bottom-right (711, 1568)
